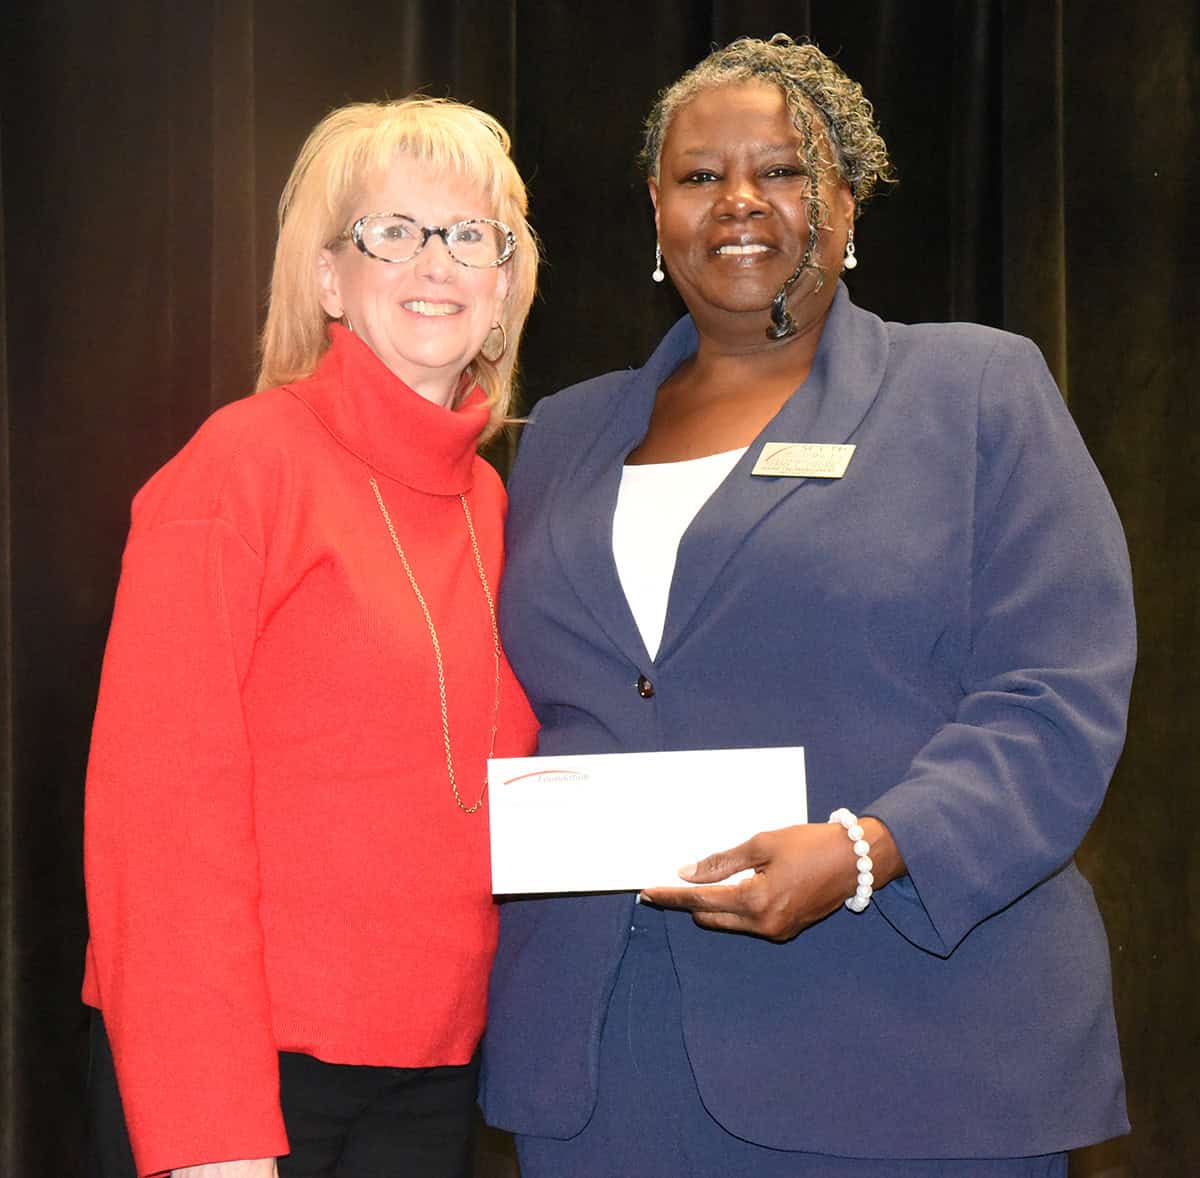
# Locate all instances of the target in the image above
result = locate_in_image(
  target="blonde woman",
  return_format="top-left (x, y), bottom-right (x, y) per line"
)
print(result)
top-left (83, 97), bottom-right (538, 1178)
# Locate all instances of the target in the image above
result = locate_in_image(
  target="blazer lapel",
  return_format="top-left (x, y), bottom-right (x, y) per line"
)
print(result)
top-left (546, 317), bottom-right (700, 667)
top-left (657, 286), bottom-right (891, 663)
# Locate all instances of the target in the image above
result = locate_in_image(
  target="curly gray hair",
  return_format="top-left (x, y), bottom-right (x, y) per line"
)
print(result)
top-left (641, 34), bottom-right (895, 215)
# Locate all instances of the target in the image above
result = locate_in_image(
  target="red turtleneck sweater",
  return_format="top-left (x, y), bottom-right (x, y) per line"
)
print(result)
top-left (82, 326), bottom-right (537, 1176)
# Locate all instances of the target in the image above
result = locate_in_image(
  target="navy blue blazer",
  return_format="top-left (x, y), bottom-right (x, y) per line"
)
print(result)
top-left (482, 287), bottom-right (1135, 1158)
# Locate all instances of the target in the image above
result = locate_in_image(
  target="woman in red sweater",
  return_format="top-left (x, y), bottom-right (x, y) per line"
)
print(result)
top-left (82, 97), bottom-right (538, 1178)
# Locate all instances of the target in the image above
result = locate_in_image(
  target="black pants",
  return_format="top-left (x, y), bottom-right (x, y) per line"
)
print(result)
top-left (87, 1012), bottom-right (481, 1178)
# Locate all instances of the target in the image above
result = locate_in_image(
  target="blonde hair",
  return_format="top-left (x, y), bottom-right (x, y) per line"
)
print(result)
top-left (257, 97), bottom-right (538, 440)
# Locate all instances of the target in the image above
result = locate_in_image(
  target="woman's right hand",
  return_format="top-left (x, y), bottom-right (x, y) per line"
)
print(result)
top-left (171, 1160), bottom-right (278, 1178)
top-left (640, 817), bottom-right (904, 942)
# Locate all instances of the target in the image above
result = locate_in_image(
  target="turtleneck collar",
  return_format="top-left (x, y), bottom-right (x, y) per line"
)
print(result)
top-left (286, 323), bottom-right (490, 495)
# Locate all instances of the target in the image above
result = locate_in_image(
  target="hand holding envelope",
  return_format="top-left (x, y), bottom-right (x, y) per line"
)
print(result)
top-left (489, 745), bottom-right (904, 943)
top-left (639, 822), bottom-right (867, 942)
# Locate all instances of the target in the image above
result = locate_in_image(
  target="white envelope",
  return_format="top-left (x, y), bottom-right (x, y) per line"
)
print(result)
top-left (488, 746), bottom-right (807, 894)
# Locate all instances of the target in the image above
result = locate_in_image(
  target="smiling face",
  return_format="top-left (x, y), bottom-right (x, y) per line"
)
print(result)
top-left (649, 80), bottom-right (854, 346)
top-left (318, 156), bottom-right (510, 406)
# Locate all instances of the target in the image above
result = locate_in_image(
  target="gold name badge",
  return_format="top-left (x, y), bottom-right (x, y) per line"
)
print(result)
top-left (751, 442), bottom-right (856, 479)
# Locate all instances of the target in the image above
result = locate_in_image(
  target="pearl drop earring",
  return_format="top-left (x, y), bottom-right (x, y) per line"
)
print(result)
top-left (651, 243), bottom-right (665, 283)
top-left (842, 231), bottom-right (858, 271)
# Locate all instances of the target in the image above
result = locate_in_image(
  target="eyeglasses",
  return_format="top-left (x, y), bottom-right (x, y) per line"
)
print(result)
top-left (333, 213), bottom-right (517, 268)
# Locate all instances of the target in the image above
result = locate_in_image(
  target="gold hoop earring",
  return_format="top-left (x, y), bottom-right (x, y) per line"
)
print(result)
top-left (480, 322), bottom-right (507, 363)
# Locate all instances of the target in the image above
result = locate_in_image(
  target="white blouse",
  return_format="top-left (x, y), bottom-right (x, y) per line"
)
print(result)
top-left (612, 447), bottom-right (747, 660)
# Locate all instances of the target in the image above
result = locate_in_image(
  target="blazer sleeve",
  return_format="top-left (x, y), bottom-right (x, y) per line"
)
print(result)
top-left (508, 398), bottom-right (551, 494)
top-left (83, 509), bottom-right (288, 1175)
top-left (867, 335), bottom-right (1135, 957)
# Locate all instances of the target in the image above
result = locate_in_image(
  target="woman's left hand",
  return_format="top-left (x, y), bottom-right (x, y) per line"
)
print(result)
top-left (640, 819), bottom-right (900, 942)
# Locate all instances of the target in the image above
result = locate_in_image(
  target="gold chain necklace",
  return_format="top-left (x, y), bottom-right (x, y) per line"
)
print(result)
top-left (369, 476), bottom-right (501, 814)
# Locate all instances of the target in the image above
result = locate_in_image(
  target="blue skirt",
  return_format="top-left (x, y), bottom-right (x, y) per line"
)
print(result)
top-left (515, 905), bottom-right (1068, 1178)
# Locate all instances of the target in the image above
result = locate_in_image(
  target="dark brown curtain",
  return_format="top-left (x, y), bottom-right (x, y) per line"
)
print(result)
top-left (2, 2), bottom-right (1195, 1175)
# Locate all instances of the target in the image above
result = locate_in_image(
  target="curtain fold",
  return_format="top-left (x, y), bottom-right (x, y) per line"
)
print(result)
top-left (1001, 0), bottom-right (1068, 389)
top-left (1, 116), bottom-right (16, 1178)
top-left (947, 1), bottom-right (1004, 330)
top-left (1, 3), bottom-right (1194, 1174)
top-left (210, 0), bottom-right (260, 411)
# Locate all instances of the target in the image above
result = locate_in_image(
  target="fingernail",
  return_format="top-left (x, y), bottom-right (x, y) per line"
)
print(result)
top-left (678, 862), bottom-right (697, 879)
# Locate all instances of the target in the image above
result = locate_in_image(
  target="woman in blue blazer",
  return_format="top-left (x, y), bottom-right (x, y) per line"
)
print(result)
top-left (482, 35), bottom-right (1134, 1177)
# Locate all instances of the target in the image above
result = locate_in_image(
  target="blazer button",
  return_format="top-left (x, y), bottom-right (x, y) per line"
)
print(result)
top-left (637, 675), bottom-right (655, 698)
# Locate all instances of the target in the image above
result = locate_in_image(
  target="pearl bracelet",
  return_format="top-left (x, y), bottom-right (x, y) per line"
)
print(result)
top-left (828, 808), bottom-right (874, 913)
